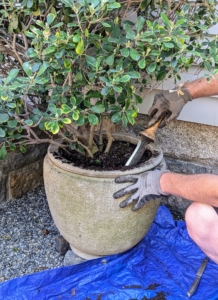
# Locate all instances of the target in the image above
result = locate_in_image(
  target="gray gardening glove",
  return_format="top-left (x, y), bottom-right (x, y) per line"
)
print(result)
top-left (148, 85), bottom-right (192, 128)
top-left (113, 170), bottom-right (170, 211)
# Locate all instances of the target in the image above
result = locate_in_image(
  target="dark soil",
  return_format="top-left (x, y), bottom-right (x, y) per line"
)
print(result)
top-left (145, 283), bottom-right (161, 290)
top-left (58, 140), bottom-right (153, 171)
top-left (141, 291), bottom-right (167, 300)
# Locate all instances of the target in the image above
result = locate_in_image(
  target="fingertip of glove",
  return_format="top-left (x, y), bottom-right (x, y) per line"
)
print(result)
top-left (115, 177), bottom-right (120, 183)
top-left (131, 206), bottom-right (139, 212)
top-left (113, 192), bottom-right (118, 199)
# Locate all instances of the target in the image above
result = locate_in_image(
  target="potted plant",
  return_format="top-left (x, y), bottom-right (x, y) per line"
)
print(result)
top-left (0, 0), bottom-right (217, 259)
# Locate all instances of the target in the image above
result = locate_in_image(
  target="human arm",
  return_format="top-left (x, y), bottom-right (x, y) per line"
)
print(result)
top-left (113, 171), bottom-right (218, 211)
top-left (148, 75), bottom-right (218, 127)
top-left (160, 172), bottom-right (218, 207)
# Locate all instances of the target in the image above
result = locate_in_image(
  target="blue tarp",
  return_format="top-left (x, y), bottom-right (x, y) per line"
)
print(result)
top-left (1, 205), bottom-right (218, 300)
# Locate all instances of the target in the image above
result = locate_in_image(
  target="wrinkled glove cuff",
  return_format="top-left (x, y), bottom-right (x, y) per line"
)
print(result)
top-left (169, 84), bottom-right (192, 103)
top-left (150, 170), bottom-right (171, 196)
top-left (180, 85), bottom-right (192, 103)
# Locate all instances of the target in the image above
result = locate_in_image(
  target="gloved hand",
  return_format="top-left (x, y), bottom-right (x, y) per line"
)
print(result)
top-left (113, 170), bottom-right (170, 211)
top-left (147, 85), bottom-right (192, 128)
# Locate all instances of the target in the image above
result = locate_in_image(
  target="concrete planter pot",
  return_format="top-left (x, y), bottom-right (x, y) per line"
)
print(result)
top-left (43, 134), bottom-right (165, 260)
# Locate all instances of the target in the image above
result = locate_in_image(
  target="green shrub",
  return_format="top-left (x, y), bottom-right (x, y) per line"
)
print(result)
top-left (0, 0), bottom-right (217, 159)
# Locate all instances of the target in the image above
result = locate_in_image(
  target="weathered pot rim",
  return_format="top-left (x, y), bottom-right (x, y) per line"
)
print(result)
top-left (47, 133), bottom-right (163, 178)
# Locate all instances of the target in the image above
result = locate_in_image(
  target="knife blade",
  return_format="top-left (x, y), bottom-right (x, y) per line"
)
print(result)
top-left (125, 135), bottom-right (153, 167)
top-left (187, 257), bottom-right (209, 298)
top-left (125, 117), bottom-right (163, 167)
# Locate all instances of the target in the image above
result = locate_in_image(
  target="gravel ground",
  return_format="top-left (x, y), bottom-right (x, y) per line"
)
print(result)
top-left (0, 185), bottom-right (183, 284)
top-left (0, 185), bottom-right (63, 283)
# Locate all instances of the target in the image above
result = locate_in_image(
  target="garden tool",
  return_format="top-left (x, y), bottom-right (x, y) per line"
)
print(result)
top-left (125, 117), bottom-right (163, 167)
top-left (187, 256), bottom-right (209, 298)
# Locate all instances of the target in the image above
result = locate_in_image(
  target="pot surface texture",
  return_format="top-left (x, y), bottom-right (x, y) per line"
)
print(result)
top-left (43, 135), bottom-right (164, 259)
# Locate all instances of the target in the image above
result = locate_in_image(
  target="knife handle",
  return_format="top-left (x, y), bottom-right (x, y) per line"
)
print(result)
top-left (140, 117), bottom-right (163, 141)
top-left (187, 277), bottom-right (201, 298)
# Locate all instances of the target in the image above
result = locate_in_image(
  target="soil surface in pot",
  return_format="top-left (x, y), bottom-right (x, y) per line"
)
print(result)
top-left (57, 140), bottom-right (153, 171)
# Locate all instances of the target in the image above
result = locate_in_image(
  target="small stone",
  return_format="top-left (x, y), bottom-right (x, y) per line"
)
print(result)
top-left (64, 250), bottom-right (86, 266)
top-left (54, 236), bottom-right (69, 255)
top-left (42, 229), bottom-right (49, 236)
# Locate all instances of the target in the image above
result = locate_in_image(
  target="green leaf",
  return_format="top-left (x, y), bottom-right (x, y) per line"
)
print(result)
top-left (0, 114), bottom-right (9, 123)
top-left (55, 49), bottom-right (65, 59)
top-left (210, 46), bottom-right (217, 56)
top-left (161, 12), bottom-right (171, 28)
top-left (36, 63), bottom-right (49, 78)
top-left (72, 111), bottom-right (79, 120)
top-left (126, 111), bottom-right (135, 125)
top-left (4, 69), bottom-right (19, 85)
top-left (101, 21), bottom-right (111, 27)
top-left (107, 2), bottom-right (121, 10)
top-left (61, 104), bottom-right (71, 113)
top-left (48, 103), bottom-right (57, 114)
top-left (111, 112), bottom-right (122, 123)
top-left (157, 71), bottom-right (168, 81)
top-left (1, 92), bottom-right (8, 100)
top-left (175, 18), bottom-right (185, 27)
top-left (163, 42), bottom-right (174, 48)
top-left (76, 39), bottom-right (84, 55)
top-left (136, 16), bottom-right (145, 33)
top-left (8, 120), bottom-right (18, 128)
top-left (101, 87), bottom-right (110, 95)
top-left (90, 104), bottom-right (105, 114)
top-left (124, 24), bottom-right (135, 40)
top-left (138, 58), bottom-right (146, 69)
top-left (24, 31), bottom-right (35, 38)
top-left (64, 59), bottom-right (71, 68)
top-left (62, 118), bottom-right (72, 124)
top-left (51, 22), bottom-right (64, 29)
top-left (6, 103), bottom-right (16, 109)
top-left (43, 46), bottom-right (56, 55)
top-left (24, 119), bottom-right (33, 126)
top-left (51, 122), bottom-right (59, 134)
top-left (22, 62), bottom-right (32, 76)
top-left (73, 33), bottom-right (81, 43)
top-left (7, 142), bottom-right (16, 150)
top-left (0, 144), bottom-right (7, 160)
top-left (120, 48), bottom-right (129, 58)
top-left (127, 71), bottom-right (141, 79)
top-left (27, 0), bottom-right (33, 8)
top-left (121, 115), bottom-right (128, 127)
top-left (75, 115), bottom-right (84, 126)
top-left (113, 86), bottom-right (122, 93)
top-left (20, 145), bottom-right (27, 153)
top-left (134, 94), bottom-right (143, 104)
top-left (146, 62), bottom-right (156, 73)
top-left (171, 58), bottom-right (177, 68)
top-left (106, 54), bottom-right (114, 66)
top-left (140, 0), bottom-right (152, 10)
top-left (88, 114), bottom-right (99, 125)
top-left (130, 48), bottom-right (140, 61)
top-left (204, 61), bottom-right (211, 72)
top-left (0, 128), bottom-right (5, 137)
top-left (86, 55), bottom-right (97, 68)
top-left (119, 75), bottom-right (131, 82)
top-left (47, 13), bottom-right (56, 25)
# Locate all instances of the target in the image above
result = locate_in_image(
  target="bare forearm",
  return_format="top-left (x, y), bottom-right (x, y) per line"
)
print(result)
top-left (186, 75), bottom-right (218, 99)
top-left (160, 173), bottom-right (218, 207)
